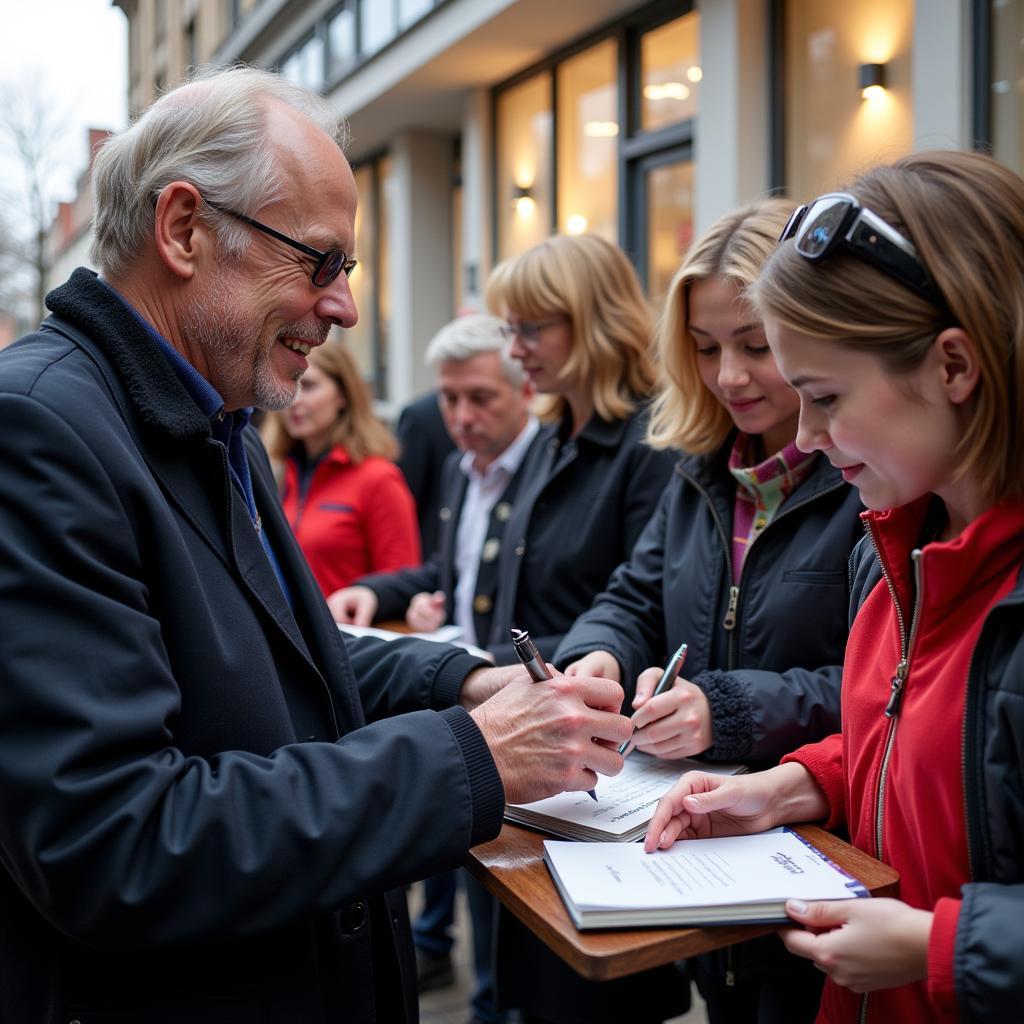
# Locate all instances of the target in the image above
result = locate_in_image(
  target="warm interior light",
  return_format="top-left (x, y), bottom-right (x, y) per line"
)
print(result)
top-left (642, 83), bottom-right (690, 101)
top-left (858, 63), bottom-right (887, 101)
top-left (514, 195), bottom-right (536, 217)
top-left (583, 120), bottom-right (619, 137)
top-left (686, 65), bottom-right (702, 83)
top-left (566, 214), bottom-right (588, 235)
top-left (861, 84), bottom-right (886, 101)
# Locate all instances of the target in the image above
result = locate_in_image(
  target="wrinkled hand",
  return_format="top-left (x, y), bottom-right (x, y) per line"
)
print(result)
top-left (644, 762), bottom-right (828, 852)
top-left (406, 591), bottom-right (446, 632)
top-left (782, 898), bottom-right (932, 993)
top-left (470, 670), bottom-right (633, 805)
top-left (564, 650), bottom-right (621, 683)
top-left (327, 586), bottom-right (378, 625)
top-left (459, 663), bottom-right (531, 710)
top-left (629, 668), bottom-right (712, 759)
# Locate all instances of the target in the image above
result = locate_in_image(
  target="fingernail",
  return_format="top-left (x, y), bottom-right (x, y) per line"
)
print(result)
top-left (786, 899), bottom-right (808, 914)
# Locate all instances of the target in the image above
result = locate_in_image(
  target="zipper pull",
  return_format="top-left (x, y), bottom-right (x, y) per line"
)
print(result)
top-left (885, 658), bottom-right (908, 717)
top-left (723, 586), bottom-right (740, 631)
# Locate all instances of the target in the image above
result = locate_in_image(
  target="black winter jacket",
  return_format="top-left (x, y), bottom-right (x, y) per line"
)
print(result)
top-left (0, 270), bottom-right (502, 1024)
top-left (555, 438), bottom-right (864, 766)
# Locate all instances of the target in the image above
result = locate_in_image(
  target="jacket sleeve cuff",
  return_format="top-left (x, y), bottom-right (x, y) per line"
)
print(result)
top-left (780, 734), bottom-right (845, 828)
top-left (438, 705), bottom-right (506, 847)
top-left (927, 897), bottom-right (960, 1013)
top-left (694, 670), bottom-right (754, 761)
top-left (429, 649), bottom-right (492, 710)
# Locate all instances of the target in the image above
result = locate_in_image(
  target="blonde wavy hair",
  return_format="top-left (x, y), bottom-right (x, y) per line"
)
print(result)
top-left (750, 150), bottom-right (1024, 503)
top-left (646, 198), bottom-right (796, 453)
top-left (485, 234), bottom-right (655, 422)
top-left (262, 341), bottom-right (397, 464)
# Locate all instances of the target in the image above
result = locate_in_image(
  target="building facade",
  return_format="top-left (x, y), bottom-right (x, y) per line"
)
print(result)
top-left (111, 0), bottom-right (1022, 416)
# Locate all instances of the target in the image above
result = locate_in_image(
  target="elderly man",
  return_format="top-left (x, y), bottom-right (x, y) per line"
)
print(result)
top-left (0, 68), bottom-right (631, 1023)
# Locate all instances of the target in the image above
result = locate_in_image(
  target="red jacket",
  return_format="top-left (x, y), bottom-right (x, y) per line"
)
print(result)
top-left (282, 446), bottom-right (421, 597)
top-left (784, 497), bottom-right (1024, 1024)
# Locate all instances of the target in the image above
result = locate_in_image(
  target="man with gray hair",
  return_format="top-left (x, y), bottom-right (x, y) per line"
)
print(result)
top-left (0, 68), bottom-right (631, 1023)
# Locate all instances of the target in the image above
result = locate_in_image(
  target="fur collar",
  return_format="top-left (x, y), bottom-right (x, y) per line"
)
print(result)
top-left (45, 267), bottom-right (210, 441)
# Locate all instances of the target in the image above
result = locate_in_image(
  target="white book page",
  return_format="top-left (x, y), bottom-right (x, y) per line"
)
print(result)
top-left (544, 829), bottom-right (865, 911)
top-left (337, 622), bottom-right (492, 661)
top-left (508, 753), bottom-right (742, 836)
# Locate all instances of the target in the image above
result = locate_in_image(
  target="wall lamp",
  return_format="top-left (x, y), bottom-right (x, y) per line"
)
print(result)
top-left (859, 62), bottom-right (886, 100)
top-left (511, 183), bottom-right (535, 216)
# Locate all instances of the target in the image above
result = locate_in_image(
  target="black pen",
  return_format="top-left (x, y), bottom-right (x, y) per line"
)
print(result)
top-left (617, 641), bottom-right (688, 758)
top-left (510, 627), bottom-right (598, 802)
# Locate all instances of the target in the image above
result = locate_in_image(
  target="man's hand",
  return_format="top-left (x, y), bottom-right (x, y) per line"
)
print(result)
top-left (563, 650), bottom-right (621, 683)
top-left (326, 586), bottom-right (378, 625)
top-left (782, 898), bottom-right (932, 993)
top-left (459, 663), bottom-right (531, 709)
top-left (628, 668), bottom-right (712, 759)
top-left (406, 591), bottom-right (446, 632)
top-left (469, 670), bottom-right (633, 805)
top-left (643, 761), bottom-right (828, 852)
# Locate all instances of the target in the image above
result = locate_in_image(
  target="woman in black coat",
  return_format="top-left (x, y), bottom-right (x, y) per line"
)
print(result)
top-left (555, 201), bottom-right (864, 1024)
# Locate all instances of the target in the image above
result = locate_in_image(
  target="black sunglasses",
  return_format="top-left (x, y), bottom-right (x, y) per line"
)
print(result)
top-left (204, 199), bottom-right (357, 287)
top-left (779, 192), bottom-right (945, 309)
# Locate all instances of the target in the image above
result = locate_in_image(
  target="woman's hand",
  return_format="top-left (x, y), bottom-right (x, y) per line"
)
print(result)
top-left (782, 898), bottom-right (932, 993)
top-left (629, 667), bottom-right (712, 759)
top-left (564, 650), bottom-right (621, 684)
top-left (405, 591), bottom-right (446, 632)
top-left (644, 762), bottom-right (828, 852)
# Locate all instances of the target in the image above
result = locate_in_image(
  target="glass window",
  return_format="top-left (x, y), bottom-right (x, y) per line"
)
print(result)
top-left (991, 0), bottom-right (1024, 174)
top-left (327, 6), bottom-right (356, 75)
top-left (399, 0), bottom-right (433, 31)
top-left (496, 72), bottom-right (553, 260)
top-left (556, 39), bottom-right (618, 242)
top-left (281, 35), bottom-right (324, 91)
top-left (646, 158), bottom-right (693, 306)
top-left (640, 13), bottom-right (700, 133)
top-left (344, 158), bottom-right (392, 399)
top-left (360, 0), bottom-right (396, 54)
top-left (785, 0), bottom-right (914, 198)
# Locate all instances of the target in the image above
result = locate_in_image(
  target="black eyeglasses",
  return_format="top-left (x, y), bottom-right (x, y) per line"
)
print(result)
top-left (779, 192), bottom-right (945, 309)
top-left (204, 199), bottom-right (357, 287)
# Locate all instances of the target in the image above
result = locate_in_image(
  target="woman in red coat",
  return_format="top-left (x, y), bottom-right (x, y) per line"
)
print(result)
top-left (263, 340), bottom-right (420, 596)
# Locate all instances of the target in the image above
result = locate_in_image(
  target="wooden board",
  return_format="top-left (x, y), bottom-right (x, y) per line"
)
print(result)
top-left (465, 822), bottom-right (899, 981)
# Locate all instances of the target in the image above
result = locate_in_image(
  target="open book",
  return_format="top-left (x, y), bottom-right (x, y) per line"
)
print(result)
top-left (506, 752), bottom-right (746, 842)
top-left (544, 828), bottom-right (870, 929)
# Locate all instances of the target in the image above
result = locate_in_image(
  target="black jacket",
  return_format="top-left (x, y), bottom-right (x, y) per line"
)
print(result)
top-left (359, 433), bottom-right (545, 655)
top-left (395, 390), bottom-right (456, 557)
top-left (486, 406), bottom-right (676, 666)
top-left (850, 539), bottom-right (1024, 1023)
top-left (555, 438), bottom-right (864, 766)
top-left (0, 269), bottom-right (503, 1024)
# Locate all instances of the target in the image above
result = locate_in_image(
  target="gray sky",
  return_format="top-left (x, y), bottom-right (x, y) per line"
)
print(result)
top-left (1, 0), bottom-right (127, 202)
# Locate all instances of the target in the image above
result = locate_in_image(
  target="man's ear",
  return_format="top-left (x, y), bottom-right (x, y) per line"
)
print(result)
top-left (933, 327), bottom-right (980, 406)
top-left (153, 182), bottom-right (212, 281)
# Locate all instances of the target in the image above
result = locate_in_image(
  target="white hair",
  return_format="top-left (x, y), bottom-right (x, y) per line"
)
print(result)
top-left (90, 65), bottom-right (350, 276)
top-left (425, 313), bottom-right (524, 386)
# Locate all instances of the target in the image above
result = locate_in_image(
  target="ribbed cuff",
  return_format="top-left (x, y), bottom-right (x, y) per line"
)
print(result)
top-left (439, 705), bottom-right (506, 847)
top-left (430, 649), bottom-right (491, 710)
top-left (780, 738), bottom-right (845, 829)
top-left (927, 896), bottom-right (960, 1013)
top-left (695, 670), bottom-right (754, 761)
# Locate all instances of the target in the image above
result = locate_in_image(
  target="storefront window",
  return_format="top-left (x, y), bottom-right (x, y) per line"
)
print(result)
top-left (281, 34), bottom-right (324, 91)
top-left (991, 0), bottom-right (1024, 174)
top-left (343, 157), bottom-right (391, 399)
top-left (360, 0), bottom-right (396, 55)
top-left (785, 0), bottom-right (914, 198)
top-left (646, 158), bottom-right (693, 306)
top-left (496, 72), bottom-right (553, 260)
top-left (556, 39), bottom-right (618, 242)
top-left (641, 13), bottom-right (700, 133)
top-left (326, 6), bottom-right (356, 76)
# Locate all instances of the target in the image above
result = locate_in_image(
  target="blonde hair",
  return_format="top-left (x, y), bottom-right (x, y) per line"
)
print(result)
top-left (750, 150), bottom-right (1024, 503)
top-left (262, 341), bottom-right (398, 464)
top-left (647, 198), bottom-right (796, 453)
top-left (485, 234), bottom-right (655, 422)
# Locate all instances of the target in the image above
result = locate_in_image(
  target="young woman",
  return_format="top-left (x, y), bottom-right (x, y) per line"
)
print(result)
top-left (555, 199), bottom-right (864, 1023)
top-left (262, 340), bottom-right (420, 596)
top-left (646, 151), bottom-right (1024, 1024)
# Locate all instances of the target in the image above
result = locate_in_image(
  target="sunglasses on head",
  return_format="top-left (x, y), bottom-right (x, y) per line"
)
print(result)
top-left (778, 192), bottom-right (946, 310)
